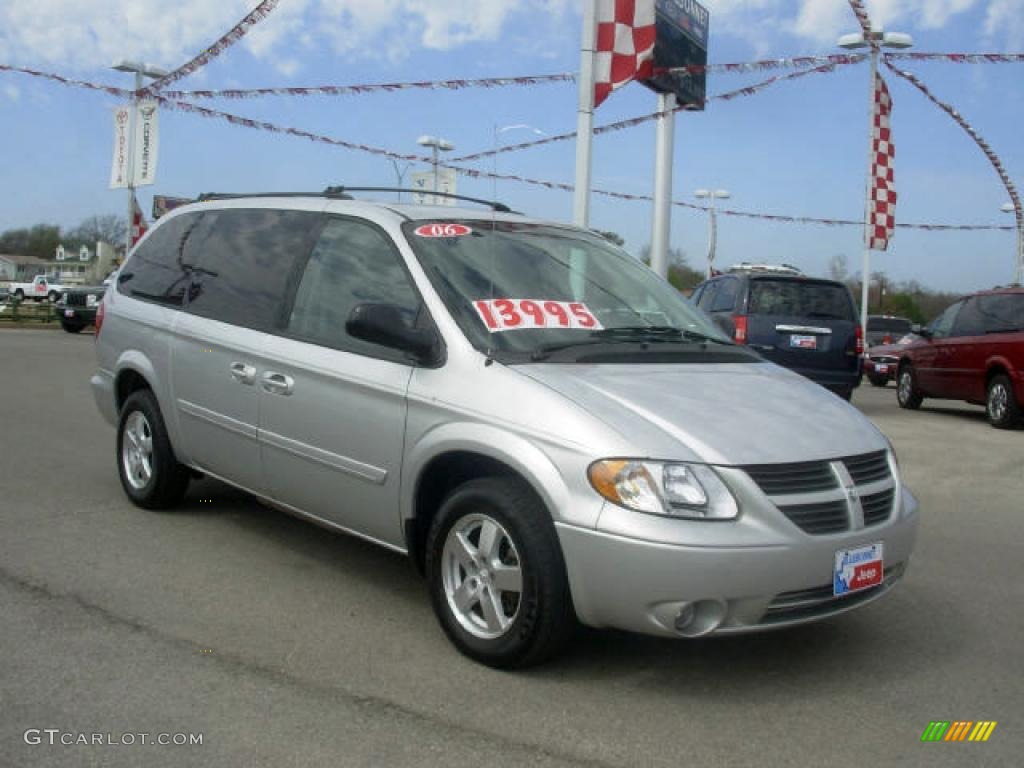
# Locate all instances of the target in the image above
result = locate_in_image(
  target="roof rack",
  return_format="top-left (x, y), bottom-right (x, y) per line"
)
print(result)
top-left (325, 186), bottom-right (513, 213)
top-left (727, 262), bottom-right (804, 276)
top-left (195, 187), bottom-right (514, 213)
top-left (196, 189), bottom-right (354, 202)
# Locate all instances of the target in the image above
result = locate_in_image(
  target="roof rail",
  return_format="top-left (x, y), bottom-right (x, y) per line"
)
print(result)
top-left (196, 190), bottom-right (354, 202)
top-left (325, 186), bottom-right (513, 213)
top-left (727, 262), bottom-right (804, 276)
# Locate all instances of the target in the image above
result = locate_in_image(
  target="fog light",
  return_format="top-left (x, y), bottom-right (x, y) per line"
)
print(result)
top-left (674, 604), bottom-right (695, 632)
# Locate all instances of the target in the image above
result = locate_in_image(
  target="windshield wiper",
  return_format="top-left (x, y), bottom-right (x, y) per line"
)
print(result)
top-left (594, 326), bottom-right (732, 345)
top-left (530, 326), bottom-right (731, 361)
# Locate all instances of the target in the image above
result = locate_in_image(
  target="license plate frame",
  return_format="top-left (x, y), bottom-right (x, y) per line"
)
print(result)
top-left (789, 334), bottom-right (817, 350)
top-left (834, 541), bottom-right (884, 596)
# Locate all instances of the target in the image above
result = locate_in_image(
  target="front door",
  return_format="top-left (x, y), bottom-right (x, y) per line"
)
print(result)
top-left (259, 216), bottom-right (426, 548)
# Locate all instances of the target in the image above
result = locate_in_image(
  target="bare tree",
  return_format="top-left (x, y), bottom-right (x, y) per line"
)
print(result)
top-left (827, 253), bottom-right (849, 282)
top-left (69, 214), bottom-right (127, 247)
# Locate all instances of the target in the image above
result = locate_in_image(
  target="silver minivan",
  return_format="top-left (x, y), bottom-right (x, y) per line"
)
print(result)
top-left (92, 192), bottom-right (919, 668)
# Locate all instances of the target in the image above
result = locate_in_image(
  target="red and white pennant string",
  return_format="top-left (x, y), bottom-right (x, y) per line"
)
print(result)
top-left (141, 0), bottom-right (280, 95)
top-left (883, 59), bottom-right (1022, 233)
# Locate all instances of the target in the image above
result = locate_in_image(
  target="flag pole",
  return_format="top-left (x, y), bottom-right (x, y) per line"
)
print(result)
top-left (573, 0), bottom-right (597, 228)
top-left (650, 92), bottom-right (676, 278)
top-left (860, 48), bottom-right (879, 338)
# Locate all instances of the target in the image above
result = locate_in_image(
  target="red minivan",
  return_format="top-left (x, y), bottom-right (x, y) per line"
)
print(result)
top-left (897, 287), bottom-right (1024, 428)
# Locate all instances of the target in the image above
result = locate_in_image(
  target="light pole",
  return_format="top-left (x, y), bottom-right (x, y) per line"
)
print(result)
top-left (837, 29), bottom-right (913, 339)
top-left (391, 160), bottom-right (412, 202)
top-left (494, 124), bottom-right (546, 202)
top-left (695, 189), bottom-right (730, 277)
top-left (1002, 202), bottom-right (1023, 285)
top-left (111, 60), bottom-right (167, 257)
top-left (416, 135), bottom-right (454, 202)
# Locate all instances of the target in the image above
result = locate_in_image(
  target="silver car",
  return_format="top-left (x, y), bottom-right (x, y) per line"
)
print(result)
top-left (92, 193), bottom-right (919, 668)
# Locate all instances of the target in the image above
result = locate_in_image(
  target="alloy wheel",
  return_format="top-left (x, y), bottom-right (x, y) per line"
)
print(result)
top-left (441, 513), bottom-right (523, 640)
top-left (121, 411), bottom-right (154, 490)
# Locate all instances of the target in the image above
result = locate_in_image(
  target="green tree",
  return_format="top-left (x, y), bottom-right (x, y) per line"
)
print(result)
top-left (0, 224), bottom-right (62, 259)
top-left (638, 245), bottom-right (704, 293)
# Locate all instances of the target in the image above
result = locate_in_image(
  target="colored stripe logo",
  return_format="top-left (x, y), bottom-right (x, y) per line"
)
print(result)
top-left (921, 721), bottom-right (997, 742)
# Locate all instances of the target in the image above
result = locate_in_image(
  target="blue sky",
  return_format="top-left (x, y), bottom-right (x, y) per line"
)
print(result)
top-left (1, 0), bottom-right (1022, 292)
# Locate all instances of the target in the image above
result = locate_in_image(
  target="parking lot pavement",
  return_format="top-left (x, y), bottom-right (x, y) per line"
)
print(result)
top-left (1, 328), bottom-right (1020, 767)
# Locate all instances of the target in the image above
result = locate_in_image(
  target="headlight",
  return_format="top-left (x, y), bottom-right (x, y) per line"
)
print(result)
top-left (61, 292), bottom-right (69, 302)
top-left (588, 460), bottom-right (739, 520)
top-left (86, 294), bottom-right (98, 306)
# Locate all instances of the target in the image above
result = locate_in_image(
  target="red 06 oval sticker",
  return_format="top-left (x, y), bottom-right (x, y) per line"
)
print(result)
top-left (472, 299), bottom-right (603, 332)
top-left (413, 223), bottom-right (472, 238)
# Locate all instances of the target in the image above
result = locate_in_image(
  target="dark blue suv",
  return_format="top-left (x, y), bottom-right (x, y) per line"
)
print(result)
top-left (691, 265), bottom-right (863, 400)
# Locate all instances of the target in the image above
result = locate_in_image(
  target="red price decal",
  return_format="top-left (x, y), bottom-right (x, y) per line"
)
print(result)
top-left (472, 299), bottom-right (602, 333)
top-left (413, 223), bottom-right (472, 238)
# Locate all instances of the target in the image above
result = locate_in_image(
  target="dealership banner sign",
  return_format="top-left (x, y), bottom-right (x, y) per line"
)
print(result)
top-left (110, 102), bottom-right (159, 189)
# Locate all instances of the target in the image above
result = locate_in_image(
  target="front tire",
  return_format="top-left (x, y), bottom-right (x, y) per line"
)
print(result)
top-left (868, 375), bottom-right (888, 388)
top-left (60, 321), bottom-right (85, 334)
top-left (426, 477), bottom-right (573, 669)
top-left (987, 374), bottom-right (1021, 429)
top-left (897, 366), bottom-right (923, 410)
top-left (47, 291), bottom-right (60, 302)
top-left (117, 390), bottom-right (190, 509)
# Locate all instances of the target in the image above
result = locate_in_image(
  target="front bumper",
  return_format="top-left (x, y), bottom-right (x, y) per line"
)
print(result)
top-left (556, 485), bottom-right (919, 638)
top-left (57, 305), bottom-right (98, 323)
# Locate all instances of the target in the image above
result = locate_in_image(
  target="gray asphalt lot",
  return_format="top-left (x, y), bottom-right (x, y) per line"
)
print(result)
top-left (1, 328), bottom-right (1020, 767)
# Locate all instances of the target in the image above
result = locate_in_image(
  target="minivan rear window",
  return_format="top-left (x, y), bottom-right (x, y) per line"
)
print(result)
top-left (868, 317), bottom-right (912, 333)
top-left (747, 280), bottom-right (855, 320)
top-left (977, 293), bottom-right (1024, 333)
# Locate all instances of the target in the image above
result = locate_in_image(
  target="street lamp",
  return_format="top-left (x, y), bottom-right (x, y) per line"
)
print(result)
top-left (111, 60), bottom-right (168, 257)
top-left (837, 28), bottom-right (913, 339)
top-left (416, 135), bottom-right (455, 201)
top-left (695, 189), bottom-right (730, 277)
top-left (1002, 202), bottom-right (1023, 285)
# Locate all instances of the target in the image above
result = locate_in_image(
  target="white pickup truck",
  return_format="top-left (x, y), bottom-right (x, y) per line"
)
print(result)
top-left (6, 275), bottom-right (66, 302)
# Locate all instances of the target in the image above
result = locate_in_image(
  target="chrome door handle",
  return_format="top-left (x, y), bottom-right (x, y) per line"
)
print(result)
top-left (261, 372), bottom-right (294, 396)
top-left (229, 362), bottom-right (256, 385)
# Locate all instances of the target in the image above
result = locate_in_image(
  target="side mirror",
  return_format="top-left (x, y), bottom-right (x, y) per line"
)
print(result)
top-left (346, 303), bottom-right (440, 364)
top-left (911, 323), bottom-right (932, 339)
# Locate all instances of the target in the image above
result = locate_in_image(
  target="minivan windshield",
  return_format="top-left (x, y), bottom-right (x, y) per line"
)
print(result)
top-left (403, 220), bottom-right (743, 363)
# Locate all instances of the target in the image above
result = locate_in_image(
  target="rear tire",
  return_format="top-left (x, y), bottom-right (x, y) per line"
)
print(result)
top-left (986, 374), bottom-right (1021, 429)
top-left (897, 365), bottom-right (923, 410)
top-left (426, 476), bottom-right (573, 669)
top-left (117, 390), bottom-right (190, 509)
top-left (13, 289), bottom-right (24, 301)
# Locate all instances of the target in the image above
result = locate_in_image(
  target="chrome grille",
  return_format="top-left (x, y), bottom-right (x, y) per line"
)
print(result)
top-left (742, 460), bottom-right (836, 495)
top-left (842, 451), bottom-right (890, 485)
top-left (861, 488), bottom-right (894, 527)
top-left (743, 450), bottom-right (896, 536)
top-left (775, 499), bottom-right (848, 535)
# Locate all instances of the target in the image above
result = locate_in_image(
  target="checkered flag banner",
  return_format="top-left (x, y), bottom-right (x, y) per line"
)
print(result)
top-left (867, 72), bottom-right (895, 250)
top-left (593, 0), bottom-right (656, 108)
top-left (130, 196), bottom-right (149, 248)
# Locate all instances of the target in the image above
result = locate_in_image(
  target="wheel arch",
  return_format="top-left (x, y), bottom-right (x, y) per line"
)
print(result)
top-left (402, 425), bottom-right (571, 574)
top-left (985, 357), bottom-right (1014, 386)
top-left (113, 351), bottom-right (160, 413)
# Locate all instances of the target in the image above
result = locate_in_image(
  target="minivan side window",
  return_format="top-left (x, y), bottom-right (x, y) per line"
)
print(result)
top-left (977, 293), bottom-right (1024, 333)
top-left (950, 297), bottom-right (985, 337)
top-left (286, 218), bottom-right (422, 359)
top-left (929, 301), bottom-right (962, 339)
top-left (710, 278), bottom-right (739, 312)
top-left (117, 212), bottom-right (200, 306)
top-left (184, 209), bottom-right (323, 331)
top-left (696, 281), bottom-right (719, 310)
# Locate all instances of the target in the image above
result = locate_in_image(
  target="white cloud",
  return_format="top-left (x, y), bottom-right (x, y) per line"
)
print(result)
top-left (3, 83), bottom-right (20, 101)
top-left (984, 0), bottom-right (1024, 48)
top-left (0, 0), bottom-right (573, 80)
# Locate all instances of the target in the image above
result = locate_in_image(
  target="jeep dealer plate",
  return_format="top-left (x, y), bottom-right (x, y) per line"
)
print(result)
top-left (834, 541), bottom-right (883, 596)
top-left (790, 334), bottom-right (817, 350)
